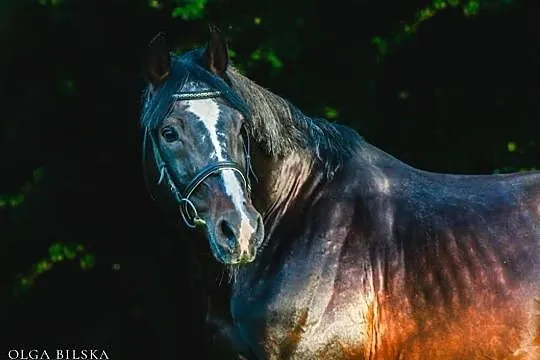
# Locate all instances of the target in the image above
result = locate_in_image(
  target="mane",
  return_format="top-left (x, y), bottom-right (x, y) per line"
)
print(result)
top-left (225, 67), bottom-right (363, 176)
top-left (140, 47), bottom-right (364, 177)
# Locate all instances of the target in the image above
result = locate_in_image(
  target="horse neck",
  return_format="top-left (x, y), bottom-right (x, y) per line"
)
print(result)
top-left (250, 144), bottom-right (324, 230)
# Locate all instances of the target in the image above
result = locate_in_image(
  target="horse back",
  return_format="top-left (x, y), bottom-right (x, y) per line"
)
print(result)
top-left (352, 166), bottom-right (540, 359)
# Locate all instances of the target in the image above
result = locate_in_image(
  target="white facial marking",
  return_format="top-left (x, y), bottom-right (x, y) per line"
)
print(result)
top-left (185, 98), bottom-right (255, 255)
top-left (222, 171), bottom-right (255, 255)
top-left (185, 98), bottom-right (221, 159)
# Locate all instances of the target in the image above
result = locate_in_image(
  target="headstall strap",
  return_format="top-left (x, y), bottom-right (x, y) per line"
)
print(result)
top-left (146, 89), bottom-right (255, 229)
top-left (172, 90), bottom-right (222, 101)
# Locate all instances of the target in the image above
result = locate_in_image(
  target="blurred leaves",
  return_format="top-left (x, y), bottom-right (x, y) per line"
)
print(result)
top-left (80, 253), bottom-right (96, 270)
top-left (250, 47), bottom-right (284, 70)
top-left (0, 0), bottom-right (538, 355)
top-left (372, 0), bottom-right (514, 62)
top-left (37, 0), bottom-right (63, 6)
top-left (463, 0), bottom-right (481, 15)
top-left (324, 107), bottom-right (339, 120)
top-left (0, 167), bottom-right (44, 209)
top-left (14, 242), bottom-right (91, 297)
top-left (171, 0), bottom-right (207, 19)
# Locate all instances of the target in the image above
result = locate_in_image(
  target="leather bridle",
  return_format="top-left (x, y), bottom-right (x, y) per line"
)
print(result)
top-left (144, 90), bottom-right (255, 229)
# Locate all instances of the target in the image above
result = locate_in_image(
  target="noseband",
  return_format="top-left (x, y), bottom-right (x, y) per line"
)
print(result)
top-left (144, 90), bottom-right (255, 229)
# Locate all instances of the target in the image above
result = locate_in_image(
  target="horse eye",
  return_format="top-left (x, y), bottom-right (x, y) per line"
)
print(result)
top-left (161, 126), bottom-right (179, 143)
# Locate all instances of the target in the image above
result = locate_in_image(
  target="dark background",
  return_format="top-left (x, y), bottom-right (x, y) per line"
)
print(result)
top-left (1, 0), bottom-right (539, 358)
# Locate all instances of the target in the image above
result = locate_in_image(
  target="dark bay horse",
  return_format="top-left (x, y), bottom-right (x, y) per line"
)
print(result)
top-left (140, 29), bottom-right (539, 359)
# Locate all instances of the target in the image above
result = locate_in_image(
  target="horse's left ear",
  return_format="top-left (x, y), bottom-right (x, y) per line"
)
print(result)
top-left (204, 24), bottom-right (229, 76)
top-left (145, 32), bottom-right (171, 87)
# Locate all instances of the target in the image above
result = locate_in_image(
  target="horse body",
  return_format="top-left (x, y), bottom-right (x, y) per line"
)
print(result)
top-left (140, 30), bottom-right (539, 359)
top-left (229, 142), bottom-right (540, 359)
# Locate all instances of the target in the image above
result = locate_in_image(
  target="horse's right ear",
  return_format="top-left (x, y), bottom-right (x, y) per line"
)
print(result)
top-left (145, 32), bottom-right (171, 87)
top-left (204, 24), bottom-right (229, 76)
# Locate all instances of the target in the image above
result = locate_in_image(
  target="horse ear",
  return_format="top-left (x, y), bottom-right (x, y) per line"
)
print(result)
top-left (145, 32), bottom-right (171, 87)
top-left (204, 24), bottom-right (229, 76)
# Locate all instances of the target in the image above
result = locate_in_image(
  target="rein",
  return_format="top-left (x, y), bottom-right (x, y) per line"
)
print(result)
top-left (144, 90), bottom-right (255, 229)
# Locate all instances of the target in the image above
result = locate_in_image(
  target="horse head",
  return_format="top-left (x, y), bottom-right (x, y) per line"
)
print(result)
top-left (141, 28), bottom-right (264, 265)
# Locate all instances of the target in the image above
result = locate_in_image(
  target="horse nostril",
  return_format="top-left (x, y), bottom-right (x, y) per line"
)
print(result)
top-left (219, 219), bottom-right (236, 242)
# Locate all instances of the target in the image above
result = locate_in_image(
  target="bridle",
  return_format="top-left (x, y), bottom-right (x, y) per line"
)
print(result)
top-left (143, 89), bottom-right (255, 229)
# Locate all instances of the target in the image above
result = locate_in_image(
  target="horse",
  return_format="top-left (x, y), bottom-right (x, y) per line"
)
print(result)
top-left (139, 28), bottom-right (540, 360)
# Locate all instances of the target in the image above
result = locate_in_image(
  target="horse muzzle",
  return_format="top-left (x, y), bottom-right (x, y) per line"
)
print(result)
top-left (205, 208), bottom-right (264, 265)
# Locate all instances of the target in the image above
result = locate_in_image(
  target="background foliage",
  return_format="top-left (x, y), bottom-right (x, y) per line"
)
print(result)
top-left (1, 0), bottom-right (539, 357)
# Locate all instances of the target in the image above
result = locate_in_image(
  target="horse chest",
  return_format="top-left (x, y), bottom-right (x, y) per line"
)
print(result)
top-left (230, 255), bottom-right (375, 359)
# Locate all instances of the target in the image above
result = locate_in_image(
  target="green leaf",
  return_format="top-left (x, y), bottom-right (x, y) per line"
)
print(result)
top-left (251, 48), bottom-right (262, 61)
top-left (463, 0), bottom-right (480, 16)
top-left (171, 0), bottom-right (207, 19)
top-left (433, 0), bottom-right (447, 9)
top-left (371, 36), bottom-right (388, 56)
top-left (9, 194), bottom-right (24, 207)
top-left (324, 107), bottom-right (339, 119)
top-left (418, 6), bottom-right (434, 20)
top-left (80, 254), bottom-right (95, 270)
top-left (266, 51), bottom-right (283, 69)
top-left (49, 243), bottom-right (64, 262)
top-left (63, 245), bottom-right (78, 260)
top-left (19, 277), bottom-right (31, 289)
top-left (35, 260), bottom-right (52, 274)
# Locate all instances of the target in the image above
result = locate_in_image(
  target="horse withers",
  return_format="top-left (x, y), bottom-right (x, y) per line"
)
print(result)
top-left (140, 28), bottom-right (539, 359)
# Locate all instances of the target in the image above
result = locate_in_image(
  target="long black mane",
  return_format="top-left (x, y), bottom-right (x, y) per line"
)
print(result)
top-left (141, 48), bottom-right (364, 177)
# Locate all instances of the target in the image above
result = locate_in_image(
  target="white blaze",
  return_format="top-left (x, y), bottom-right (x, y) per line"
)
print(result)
top-left (185, 99), bottom-right (255, 255)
